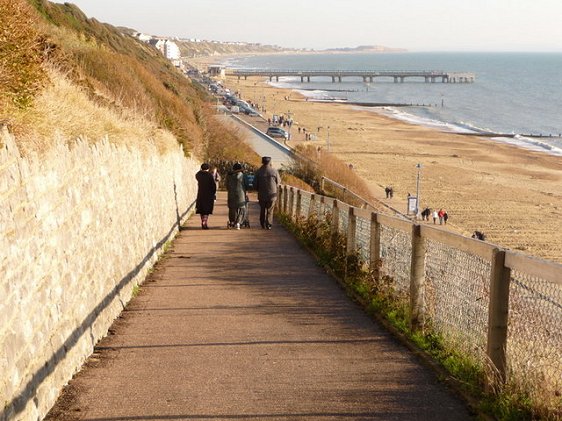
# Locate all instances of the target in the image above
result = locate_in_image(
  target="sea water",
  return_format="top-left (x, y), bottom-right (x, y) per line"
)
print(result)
top-left (224, 52), bottom-right (562, 156)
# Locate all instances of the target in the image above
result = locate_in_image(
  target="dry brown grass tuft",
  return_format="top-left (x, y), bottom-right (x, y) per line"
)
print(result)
top-left (203, 110), bottom-right (261, 166)
top-left (0, 0), bottom-right (47, 111)
top-left (282, 174), bottom-right (315, 193)
top-left (13, 67), bottom-right (178, 156)
top-left (292, 144), bottom-right (374, 202)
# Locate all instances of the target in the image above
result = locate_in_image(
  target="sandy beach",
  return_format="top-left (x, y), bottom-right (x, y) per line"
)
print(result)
top-left (194, 58), bottom-right (562, 264)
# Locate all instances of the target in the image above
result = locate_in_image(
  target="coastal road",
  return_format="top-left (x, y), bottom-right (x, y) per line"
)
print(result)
top-left (217, 113), bottom-right (293, 169)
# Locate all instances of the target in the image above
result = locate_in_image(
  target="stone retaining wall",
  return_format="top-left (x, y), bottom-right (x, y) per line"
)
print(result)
top-left (0, 128), bottom-right (199, 421)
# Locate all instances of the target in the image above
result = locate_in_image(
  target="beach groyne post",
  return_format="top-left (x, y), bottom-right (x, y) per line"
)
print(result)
top-left (486, 249), bottom-right (511, 387)
top-left (410, 224), bottom-right (427, 331)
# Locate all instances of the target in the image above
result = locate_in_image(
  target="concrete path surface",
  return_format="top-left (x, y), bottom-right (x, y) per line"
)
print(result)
top-left (46, 193), bottom-right (474, 421)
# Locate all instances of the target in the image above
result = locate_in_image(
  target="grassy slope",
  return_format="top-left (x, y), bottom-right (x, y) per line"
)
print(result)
top-left (1, 0), bottom-right (258, 164)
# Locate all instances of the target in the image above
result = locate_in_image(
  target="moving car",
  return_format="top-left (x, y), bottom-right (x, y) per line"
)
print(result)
top-left (266, 127), bottom-right (289, 140)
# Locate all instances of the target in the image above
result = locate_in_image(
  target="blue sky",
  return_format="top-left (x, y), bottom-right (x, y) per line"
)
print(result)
top-left (52, 0), bottom-right (562, 51)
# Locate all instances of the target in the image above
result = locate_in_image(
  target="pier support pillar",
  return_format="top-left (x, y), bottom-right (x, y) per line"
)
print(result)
top-left (332, 76), bottom-right (336, 83)
top-left (276, 76), bottom-right (279, 82)
top-left (338, 76), bottom-right (342, 82)
top-left (300, 76), bottom-right (304, 82)
top-left (400, 77), bottom-right (405, 83)
top-left (370, 77), bottom-right (374, 82)
top-left (307, 76), bottom-right (311, 82)
top-left (394, 76), bottom-right (398, 83)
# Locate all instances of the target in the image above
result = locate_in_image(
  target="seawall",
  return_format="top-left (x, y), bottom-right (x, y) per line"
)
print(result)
top-left (0, 128), bottom-right (199, 421)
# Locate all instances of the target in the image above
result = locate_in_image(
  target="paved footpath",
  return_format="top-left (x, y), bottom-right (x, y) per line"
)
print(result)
top-left (46, 193), bottom-right (474, 421)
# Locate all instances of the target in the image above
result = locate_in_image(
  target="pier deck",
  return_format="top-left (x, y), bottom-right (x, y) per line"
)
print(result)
top-left (228, 69), bottom-right (475, 83)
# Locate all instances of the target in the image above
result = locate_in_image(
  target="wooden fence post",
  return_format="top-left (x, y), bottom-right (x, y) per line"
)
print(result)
top-left (410, 224), bottom-right (427, 331)
top-left (347, 207), bottom-right (357, 256)
top-left (276, 186), bottom-right (283, 213)
top-left (370, 213), bottom-right (381, 278)
top-left (308, 194), bottom-right (316, 218)
top-left (289, 187), bottom-right (295, 218)
top-left (486, 249), bottom-right (511, 387)
top-left (331, 200), bottom-right (339, 249)
top-left (283, 186), bottom-right (288, 214)
top-left (345, 207), bottom-right (357, 280)
top-left (295, 190), bottom-right (302, 220)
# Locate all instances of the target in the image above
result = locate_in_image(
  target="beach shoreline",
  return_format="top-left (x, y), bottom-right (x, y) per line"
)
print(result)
top-left (190, 55), bottom-right (562, 263)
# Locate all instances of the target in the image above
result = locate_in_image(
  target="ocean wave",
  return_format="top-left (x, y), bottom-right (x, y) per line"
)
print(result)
top-left (366, 107), bottom-right (478, 134)
top-left (493, 135), bottom-right (562, 156)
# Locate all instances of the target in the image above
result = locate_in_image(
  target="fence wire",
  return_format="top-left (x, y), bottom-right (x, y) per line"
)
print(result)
top-left (355, 215), bottom-right (371, 263)
top-left (507, 270), bottom-right (562, 403)
top-left (379, 225), bottom-right (411, 295)
top-left (425, 239), bottom-right (491, 361)
top-left (280, 187), bottom-right (562, 412)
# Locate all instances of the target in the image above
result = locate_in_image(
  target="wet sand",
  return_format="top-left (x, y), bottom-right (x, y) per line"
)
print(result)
top-left (195, 59), bottom-right (562, 263)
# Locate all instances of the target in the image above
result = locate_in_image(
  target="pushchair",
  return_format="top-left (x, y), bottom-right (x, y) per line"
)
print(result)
top-left (227, 196), bottom-right (250, 229)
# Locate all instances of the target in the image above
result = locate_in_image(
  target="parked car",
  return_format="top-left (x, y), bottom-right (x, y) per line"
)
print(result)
top-left (266, 127), bottom-right (289, 140)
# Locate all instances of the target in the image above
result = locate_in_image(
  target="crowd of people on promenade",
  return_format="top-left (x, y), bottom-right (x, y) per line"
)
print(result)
top-left (195, 156), bottom-right (280, 231)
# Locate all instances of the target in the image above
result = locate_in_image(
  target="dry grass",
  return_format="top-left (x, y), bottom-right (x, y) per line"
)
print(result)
top-left (291, 144), bottom-right (375, 202)
top-left (0, 0), bottom-right (47, 111)
top-left (204, 111), bottom-right (261, 166)
top-left (13, 66), bottom-right (178, 156)
top-left (282, 174), bottom-right (315, 193)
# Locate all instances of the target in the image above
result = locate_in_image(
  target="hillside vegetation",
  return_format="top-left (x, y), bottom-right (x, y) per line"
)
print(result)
top-left (1, 0), bottom-right (257, 164)
top-left (176, 40), bottom-right (288, 58)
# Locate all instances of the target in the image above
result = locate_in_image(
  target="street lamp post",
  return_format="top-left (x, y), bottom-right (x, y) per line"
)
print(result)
top-left (415, 163), bottom-right (422, 218)
top-left (326, 126), bottom-right (331, 151)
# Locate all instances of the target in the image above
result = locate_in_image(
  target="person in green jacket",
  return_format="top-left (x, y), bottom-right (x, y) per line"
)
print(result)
top-left (226, 162), bottom-right (247, 229)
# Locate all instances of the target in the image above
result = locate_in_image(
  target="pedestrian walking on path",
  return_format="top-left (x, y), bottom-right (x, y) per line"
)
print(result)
top-left (226, 162), bottom-right (247, 229)
top-left (195, 163), bottom-right (216, 229)
top-left (254, 156), bottom-right (279, 229)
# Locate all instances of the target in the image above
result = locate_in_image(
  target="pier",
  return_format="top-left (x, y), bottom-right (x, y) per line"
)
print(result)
top-left (228, 69), bottom-right (475, 83)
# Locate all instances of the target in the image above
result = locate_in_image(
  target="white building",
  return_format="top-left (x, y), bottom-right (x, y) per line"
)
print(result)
top-left (164, 41), bottom-right (181, 60)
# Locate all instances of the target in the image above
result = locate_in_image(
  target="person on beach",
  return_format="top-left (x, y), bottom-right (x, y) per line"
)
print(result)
top-left (421, 207), bottom-right (431, 221)
top-left (438, 208), bottom-right (445, 225)
top-left (254, 156), bottom-right (280, 230)
top-left (195, 163), bottom-right (217, 230)
top-left (385, 186), bottom-right (394, 199)
top-left (443, 210), bottom-right (449, 224)
top-left (432, 210), bottom-right (438, 224)
top-left (226, 163), bottom-right (247, 230)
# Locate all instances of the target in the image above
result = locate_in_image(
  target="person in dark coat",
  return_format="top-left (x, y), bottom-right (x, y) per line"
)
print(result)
top-left (195, 163), bottom-right (216, 229)
top-left (226, 163), bottom-right (247, 229)
top-left (254, 156), bottom-right (280, 229)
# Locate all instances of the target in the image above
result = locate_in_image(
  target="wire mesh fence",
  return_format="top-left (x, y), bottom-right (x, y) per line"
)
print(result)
top-left (279, 185), bottom-right (562, 411)
top-left (507, 268), bottom-right (562, 404)
top-left (425, 239), bottom-right (491, 361)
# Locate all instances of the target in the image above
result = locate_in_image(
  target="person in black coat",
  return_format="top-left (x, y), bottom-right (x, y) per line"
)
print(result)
top-left (195, 163), bottom-right (217, 229)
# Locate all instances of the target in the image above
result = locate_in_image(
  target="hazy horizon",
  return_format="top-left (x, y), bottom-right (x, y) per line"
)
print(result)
top-left (51, 0), bottom-right (562, 52)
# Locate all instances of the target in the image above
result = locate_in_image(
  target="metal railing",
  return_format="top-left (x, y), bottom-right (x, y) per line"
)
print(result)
top-left (277, 185), bottom-right (562, 407)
